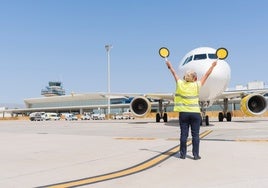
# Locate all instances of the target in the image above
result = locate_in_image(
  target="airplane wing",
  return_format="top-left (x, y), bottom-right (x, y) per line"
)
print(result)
top-left (143, 93), bottom-right (174, 101)
top-left (106, 93), bottom-right (174, 101)
top-left (216, 88), bottom-right (268, 100)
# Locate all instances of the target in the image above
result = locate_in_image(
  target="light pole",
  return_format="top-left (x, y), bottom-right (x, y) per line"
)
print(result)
top-left (105, 44), bottom-right (112, 119)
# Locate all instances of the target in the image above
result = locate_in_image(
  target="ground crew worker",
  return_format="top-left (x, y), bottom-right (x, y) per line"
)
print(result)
top-left (166, 60), bottom-right (217, 160)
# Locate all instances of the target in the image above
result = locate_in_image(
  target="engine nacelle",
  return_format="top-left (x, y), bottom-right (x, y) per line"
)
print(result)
top-left (240, 94), bottom-right (267, 116)
top-left (130, 96), bottom-right (151, 118)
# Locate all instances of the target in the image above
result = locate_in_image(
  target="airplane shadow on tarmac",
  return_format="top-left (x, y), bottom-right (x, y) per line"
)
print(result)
top-left (201, 138), bottom-right (236, 142)
top-left (163, 120), bottom-right (250, 144)
top-left (164, 119), bottom-right (216, 127)
top-left (140, 145), bottom-right (201, 160)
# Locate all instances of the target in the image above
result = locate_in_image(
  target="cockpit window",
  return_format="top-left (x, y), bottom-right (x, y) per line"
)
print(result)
top-left (208, 53), bottom-right (217, 59)
top-left (182, 55), bottom-right (193, 65)
top-left (194, 54), bottom-right (207, 60)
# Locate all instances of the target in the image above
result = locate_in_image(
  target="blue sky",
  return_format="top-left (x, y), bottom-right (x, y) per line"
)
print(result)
top-left (0, 0), bottom-right (268, 105)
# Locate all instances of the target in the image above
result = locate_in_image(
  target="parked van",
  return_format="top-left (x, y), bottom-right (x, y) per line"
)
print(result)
top-left (29, 112), bottom-right (43, 121)
top-left (45, 113), bottom-right (60, 121)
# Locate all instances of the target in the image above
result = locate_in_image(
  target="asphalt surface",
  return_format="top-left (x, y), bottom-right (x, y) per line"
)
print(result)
top-left (0, 117), bottom-right (267, 188)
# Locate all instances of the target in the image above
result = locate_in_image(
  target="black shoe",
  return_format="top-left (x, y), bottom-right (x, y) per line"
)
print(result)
top-left (193, 156), bottom-right (201, 160)
top-left (180, 155), bottom-right (186, 159)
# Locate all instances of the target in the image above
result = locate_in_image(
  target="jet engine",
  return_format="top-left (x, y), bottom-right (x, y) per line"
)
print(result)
top-left (240, 94), bottom-right (267, 116)
top-left (130, 96), bottom-right (151, 118)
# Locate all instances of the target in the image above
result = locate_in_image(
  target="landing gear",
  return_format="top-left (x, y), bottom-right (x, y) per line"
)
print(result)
top-left (218, 112), bottom-right (224, 122)
top-left (155, 99), bottom-right (169, 122)
top-left (218, 112), bottom-right (232, 122)
top-left (218, 98), bottom-right (232, 122)
top-left (156, 112), bottom-right (168, 122)
top-left (163, 113), bottom-right (168, 122)
top-left (200, 101), bottom-right (210, 126)
top-left (200, 115), bottom-right (209, 126)
top-left (226, 112), bottom-right (232, 121)
top-left (199, 98), bottom-right (233, 125)
top-left (205, 115), bottom-right (209, 125)
top-left (156, 113), bottom-right (160, 122)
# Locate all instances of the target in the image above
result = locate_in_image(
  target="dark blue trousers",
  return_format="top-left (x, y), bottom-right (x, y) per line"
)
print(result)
top-left (179, 112), bottom-right (201, 157)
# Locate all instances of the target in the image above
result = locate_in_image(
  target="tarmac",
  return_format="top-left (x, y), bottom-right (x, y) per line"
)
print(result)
top-left (0, 117), bottom-right (267, 188)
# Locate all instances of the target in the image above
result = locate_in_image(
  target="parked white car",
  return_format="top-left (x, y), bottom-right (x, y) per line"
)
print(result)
top-left (92, 113), bottom-right (105, 120)
top-left (122, 111), bottom-right (135, 119)
top-left (45, 113), bottom-right (60, 121)
top-left (64, 113), bottom-right (78, 121)
top-left (112, 113), bottom-right (123, 120)
top-left (81, 114), bottom-right (91, 120)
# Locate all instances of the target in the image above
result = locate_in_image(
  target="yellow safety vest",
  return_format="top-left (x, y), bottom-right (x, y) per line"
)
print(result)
top-left (174, 80), bottom-right (201, 113)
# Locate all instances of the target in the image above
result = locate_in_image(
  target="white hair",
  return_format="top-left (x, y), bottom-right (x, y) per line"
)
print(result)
top-left (184, 70), bottom-right (197, 82)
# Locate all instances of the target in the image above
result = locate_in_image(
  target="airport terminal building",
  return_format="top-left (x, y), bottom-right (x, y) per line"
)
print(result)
top-left (23, 92), bottom-right (133, 115)
top-left (22, 81), bottom-right (132, 115)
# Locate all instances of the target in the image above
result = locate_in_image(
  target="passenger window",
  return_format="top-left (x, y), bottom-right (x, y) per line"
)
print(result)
top-left (182, 55), bottom-right (193, 65)
top-left (194, 54), bottom-right (207, 60)
top-left (208, 53), bottom-right (217, 59)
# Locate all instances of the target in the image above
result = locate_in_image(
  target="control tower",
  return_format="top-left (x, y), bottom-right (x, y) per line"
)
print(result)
top-left (41, 81), bottom-right (66, 97)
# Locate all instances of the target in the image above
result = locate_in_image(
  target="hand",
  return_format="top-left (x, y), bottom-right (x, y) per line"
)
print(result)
top-left (212, 61), bottom-right (217, 67)
top-left (166, 61), bottom-right (171, 69)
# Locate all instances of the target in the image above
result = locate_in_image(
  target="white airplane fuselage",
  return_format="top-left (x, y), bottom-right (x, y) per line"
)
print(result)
top-left (178, 47), bottom-right (231, 103)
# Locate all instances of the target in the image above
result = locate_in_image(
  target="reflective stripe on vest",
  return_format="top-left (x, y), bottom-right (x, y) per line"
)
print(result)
top-left (175, 93), bottom-right (199, 99)
top-left (174, 103), bottom-right (200, 107)
top-left (174, 80), bottom-right (201, 113)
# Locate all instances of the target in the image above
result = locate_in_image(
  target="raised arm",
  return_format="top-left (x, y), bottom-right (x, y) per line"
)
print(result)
top-left (166, 60), bottom-right (179, 82)
top-left (200, 61), bottom-right (217, 86)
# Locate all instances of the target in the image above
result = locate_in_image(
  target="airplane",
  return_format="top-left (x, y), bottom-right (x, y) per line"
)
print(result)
top-left (128, 47), bottom-right (267, 125)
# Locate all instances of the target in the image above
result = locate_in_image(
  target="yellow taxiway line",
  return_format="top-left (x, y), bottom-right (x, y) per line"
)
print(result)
top-left (235, 139), bottom-right (268, 142)
top-left (40, 130), bottom-right (213, 188)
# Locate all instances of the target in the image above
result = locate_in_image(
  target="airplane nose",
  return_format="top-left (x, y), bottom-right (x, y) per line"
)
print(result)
top-left (199, 61), bottom-right (231, 100)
